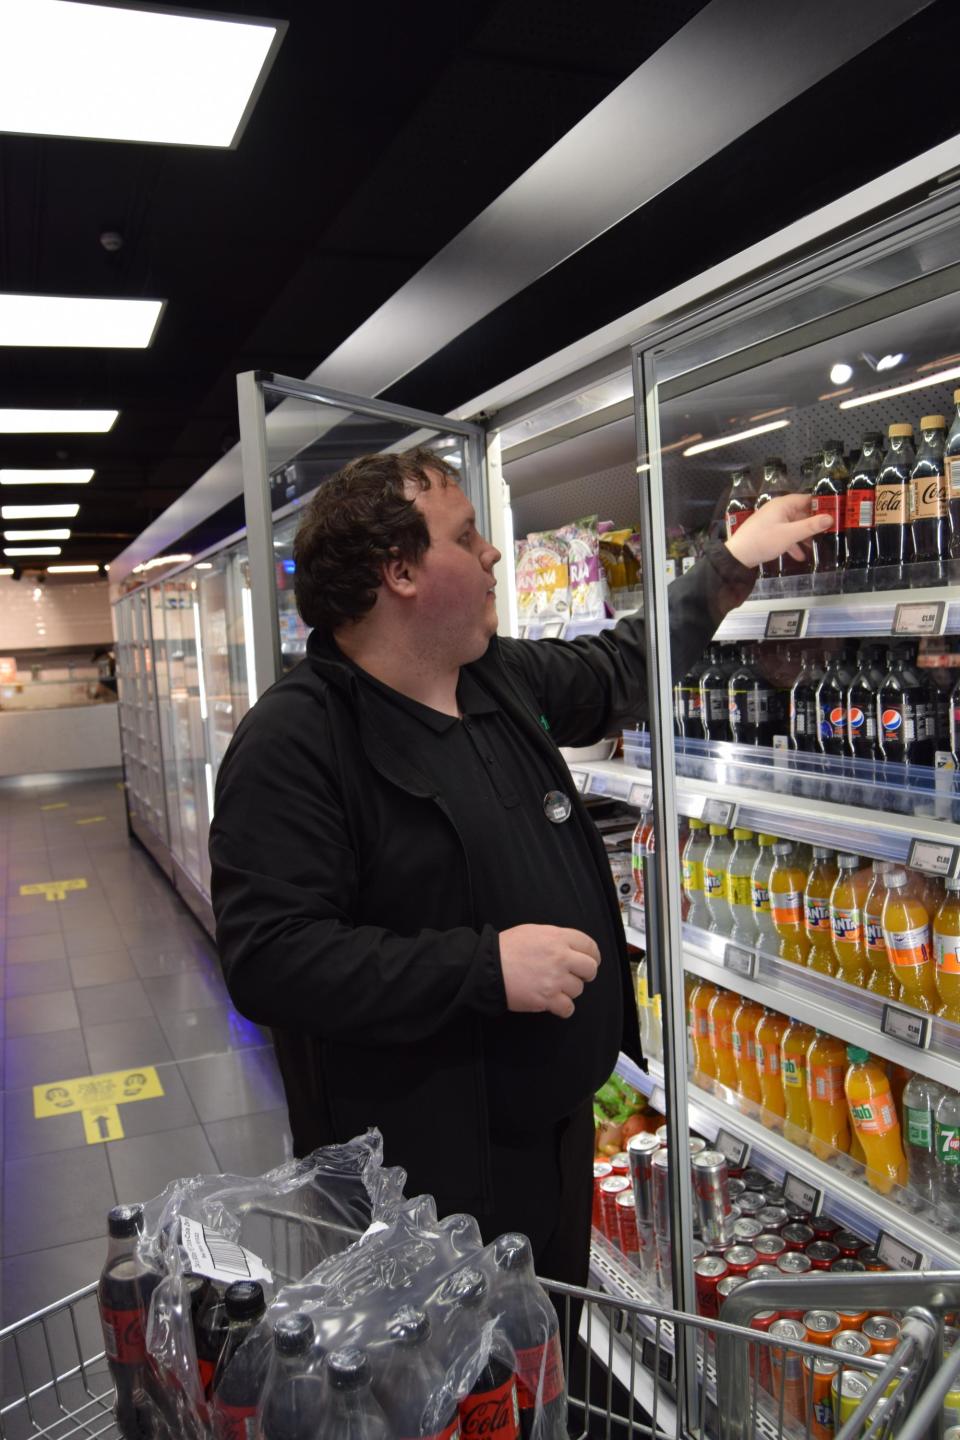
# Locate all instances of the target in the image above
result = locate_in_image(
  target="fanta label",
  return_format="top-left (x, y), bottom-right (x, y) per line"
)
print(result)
top-left (831, 906), bottom-right (863, 944)
top-left (705, 870), bottom-right (725, 897)
top-left (883, 925), bottom-right (932, 969)
top-left (935, 933), bottom-right (960, 975)
top-left (752, 881), bottom-right (771, 914)
top-left (804, 899), bottom-right (830, 933)
top-left (866, 917), bottom-right (885, 951)
top-left (772, 891), bottom-right (802, 925)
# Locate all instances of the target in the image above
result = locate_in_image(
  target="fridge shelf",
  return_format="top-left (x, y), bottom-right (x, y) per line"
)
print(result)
top-left (713, 579), bottom-right (960, 643)
top-left (614, 1053), bottom-right (960, 1273)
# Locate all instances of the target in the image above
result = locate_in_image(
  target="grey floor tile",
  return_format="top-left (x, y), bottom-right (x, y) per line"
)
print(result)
top-left (5, 909), bottom-right (64, 938)
top-left (179, 1046), bottom-right (286, 1123)
top-left (142, 969), bottom-right (228, 1015)
top-left (4, 1087), bottom-right (89, 1159)
top-left (63, 926), bottom-right (125, 959)
top-left (4, 1148), bottom-right (115, 1254)
top-left (204, 1109), bottom-right (293, 1177)
top-left (129, 947), bottom-right (206, 979)
top-left (6, 931), bottom-right (66, 965)
top-left (5, 1029), bottom-right (89, 1090)
top-left (107, 1123), bottom-right (218, 1204)
top-left (5, 958), bottom-right (72, 996)
top-left (74, 979), bottom-right (154, 1026)
top-left (1, 1236), bottom-right (105, 1325)
top-left (113, 1064), bottom-right (200, 1140)
top-left (157, 1007), bottom-right (265, 1061)
top-left (68, 951), bottom-right (137, 988)
top-left (5, 989), bottom-right (81, 1037)
top-left (82, 1015), bottom-right (173, 1072)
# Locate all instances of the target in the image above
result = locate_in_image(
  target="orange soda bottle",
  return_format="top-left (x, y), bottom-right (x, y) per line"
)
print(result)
top-left (689, 979), bottom-right (719, 1081)
top-left (780, 1019), bottom-right (816, 1149)
top-left (804, 847), bottom-right (838, 975)
top-left (934, 877), bottom-right (960, 1022)
top-left (806, 1029), bottom-right (851, 1159)
top-left (844, 1046), bottom-right (908, 1192)
top-left (755, 1009), bottom-right (788, 1120)
top-left (830, 853), bottom-right (870, 988)
top-left (708, 987), bottom-right (740, 1090)
top-left (731, 997), bottom-right (765, 1104)
top-left (864, 861), bottom-right (898, 997)
top-left (770, 842), bottom-right (810, 965)
top-left (881, 870), bottom-right (938, 1012)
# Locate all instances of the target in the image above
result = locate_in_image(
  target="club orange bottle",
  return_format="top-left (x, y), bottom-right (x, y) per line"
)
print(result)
top-left (830, 853), bottom-right (870, 989)
top-left (864, 861), bottom-right (898, 997)
top-left (731, 997), bottom-right (765, 1104)
top-left (770, 842), bottom-right (810, 965)
top-left (689, 979), bottom-right (720, 1082)
top-left (708, 987), bottom-right (740, 1090)
top-left (806, 1030), bottom-right (851, 1160)
top-left (780, 1019), bottom-right (816, 1149)
top-left (881, 870), bottom-right (938, 1012)
top-left (755, 1009), bottom-right (788, 1120)
top-left (844, 1046), bottom-right (908, 1193)
top-left (804, 847), bottom-right (839, 975)
top-left (934, 877), bottom-right (960, 1022)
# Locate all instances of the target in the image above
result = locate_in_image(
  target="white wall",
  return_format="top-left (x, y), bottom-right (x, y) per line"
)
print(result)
top-left (0, 704), bottom-right (121, 778)
top-left (0, 576), bottom-right (113, 651)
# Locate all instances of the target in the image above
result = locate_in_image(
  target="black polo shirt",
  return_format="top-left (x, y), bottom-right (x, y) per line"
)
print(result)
top-left (340, 654), bottom-right (624, 1135)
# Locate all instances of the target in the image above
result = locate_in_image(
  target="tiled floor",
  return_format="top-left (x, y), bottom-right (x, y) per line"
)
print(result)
top-left (0, 772), bottom-right (292, 1328)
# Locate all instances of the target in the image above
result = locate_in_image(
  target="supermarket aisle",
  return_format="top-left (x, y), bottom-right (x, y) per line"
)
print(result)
top-left (0, 772), bottom-right (290, 1328)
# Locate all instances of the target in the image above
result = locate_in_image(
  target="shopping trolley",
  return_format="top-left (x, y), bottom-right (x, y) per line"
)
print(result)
top-left (0, 1209), bottom-right (949, 1440)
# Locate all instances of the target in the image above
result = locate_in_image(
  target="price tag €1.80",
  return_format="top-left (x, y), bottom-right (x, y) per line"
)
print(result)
top-left (714, 1128), bottom-right (749, 1170)
top-left (783, 1173), bottom-right (822, 1216)
top-left (876, 1231), bottom-right (923, 1272)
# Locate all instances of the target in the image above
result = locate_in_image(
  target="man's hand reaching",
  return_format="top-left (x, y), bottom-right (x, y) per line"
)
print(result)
top-left (499, 925), bottom-right (600, 1020)
top-left (724, 492), bottom-right (833, 571)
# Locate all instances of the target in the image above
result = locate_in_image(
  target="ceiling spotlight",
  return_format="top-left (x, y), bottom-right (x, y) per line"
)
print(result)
top-left (876, 353), bottom-right (905, 372)
top-left (829, 362), bottom-right (853, 386)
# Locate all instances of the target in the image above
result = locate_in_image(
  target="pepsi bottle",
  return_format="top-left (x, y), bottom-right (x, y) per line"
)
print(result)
top-left (728, 645), bottom-right (774, 746)
top-left (846, 647), bottom-right (883, 761)
top-left (789, 649), bottom-right (823, 753)
top-left (878, 649), bottom-right (926, 766)
top-left (816, 649), bottom-right (856, 758)
top-left (699, 644), bottom-right (733, 742)
top-left (844, 432), bottom-right (884, 573)
top-left (675, 655), bottom-right (706, 739)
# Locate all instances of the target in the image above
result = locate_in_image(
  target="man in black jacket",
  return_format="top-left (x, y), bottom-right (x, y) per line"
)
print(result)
top-left (209, 448), bottom-right (829, 1283)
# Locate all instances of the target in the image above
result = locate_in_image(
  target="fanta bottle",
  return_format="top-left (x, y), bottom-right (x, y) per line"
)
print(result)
top-left (755, 1009), bottom-right (788, 1120)
top-left (830, 853), bottom-right (870, 988)
top-left (881, 870), bottom-right (938, 1012)
top-left (844, 1046), bottom-right (908, 1192)
top-left (770, 842), bottom-right (809, 964)
top-left (707, 987), bottom-right (740, 1090)
top-left (689, 979), bottom-right (720, 1082)
top-left (703, 826), bottom-right (733, 935)
top-left (804, 847), bottom-right (838, 975)
top-left (935, 877), bottom-right (960, 1022)
top-left (781, 1019), bottom-right (816, 1149)
top-left (681, 819), bottom-right (711, 929)
top-left (751, 833), bottom-right (780, 954)
top-left (806, 1030), bottom-right (851, 1159)
top-left (865, 861), bottom-right (898, 997)
top-left (731, 997), bottom-right (765, 1104)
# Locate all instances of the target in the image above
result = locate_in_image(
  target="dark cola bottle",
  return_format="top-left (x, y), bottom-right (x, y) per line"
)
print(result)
top-left (945, 389), bottom-right (960, 559)
top-left (910, 415), bottom-right (949, 567)
top-left (789, 649), bottom-right (823, 753)
top-left (98, 1205), bottom-right (163, 1440)
top-left (439, 1268), bottom-right (520, 1440)
top-left (319, 1349), bottom-right (392, 1440)
top-left (493, 1235), bottom-right (568, 1440)
top-left (950, 672), bottom-right (960, 764)
top-left (675, 654), bottom-right (707, 739)
top-left (195, 1280), bottom-right (230, 1399)
top-left (846, 647), bottom-right (883, 762)
top-left (875, 425), bottom-right (915, 569)
top-left (755, 458), bottom-right (792, 582)
top-left (844, 432), bottom-right (884, 574)
top-left (811, 440), bottom-right (848, 577)
top-left (699, 644), bottom-right (732, 742)
top-left (878, 648), bottom-right (925, 766)
top-left (210, 1282), bottom-right (269, 1440)
top-left (724, 468), bottom-right (757, 544)
top-left (374, 1307), bottom-right (459, 1440)
top-left (816, 649), bottom-right (856, 759)
top-left (260, 1313), bottom-right (324, 1440)
top-left (791, 456), bottom-right (820, 578)
top-left (728, 645), bottom-right (774, 746)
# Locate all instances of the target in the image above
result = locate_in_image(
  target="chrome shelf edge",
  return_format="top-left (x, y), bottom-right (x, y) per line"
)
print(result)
top-left (714, 584), bottom-right (960, 641)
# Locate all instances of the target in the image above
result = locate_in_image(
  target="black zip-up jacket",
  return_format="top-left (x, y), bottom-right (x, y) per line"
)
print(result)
top-left (209, 541), bottom-right (755, 1211)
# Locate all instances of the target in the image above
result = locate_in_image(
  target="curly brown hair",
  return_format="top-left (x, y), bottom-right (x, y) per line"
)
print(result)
top-left (292, 447), bottom-right (458, 632)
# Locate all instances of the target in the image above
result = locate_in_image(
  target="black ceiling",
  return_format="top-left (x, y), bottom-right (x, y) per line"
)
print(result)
top-left (1, 0), bottom-right (958, 568)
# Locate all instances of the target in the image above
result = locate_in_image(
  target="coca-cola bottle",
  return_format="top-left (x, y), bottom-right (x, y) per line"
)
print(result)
top-left (440, 1268), bottom-right (520, 1440)
top-left (790, 456), bottom-right (820, 578)
top-left (210, 1281), bottom-right (269, 1440)
top-left (260, 1313), bottom-right (324, 1440)
top-left (945, 389), bottom-right (960, 560)
top-left (194, 1280), bottom-right (230, 1398)
top-left (875, 424), bottom-right (915, 570)
top-left (755, 458), bottom-right (793, 583)
top-left (910, 415), bottom-right (949, 566)
top-left (493, 1234), bottom-right (567, 1440)
top-left (319, 1348), bottom-right (393, 1440)
top-left (675, 654), bottom-right (707, 739)
top-left (373, 1306), bottom-right (459, 1440)
top-left (816, 649), bottom-right (856, 758)
top-left (789, 649), bottom-right (824, 753)
top-left (699, 644), bottom-right (733, 742)
top-left (844, 432), bottom-right (884, 573)
top-left (811, 440), bottom-right (848, 577)
top-left (724, 468), bottom-right (756, 543)
top-left (98, 1205), bottom-right (162, 1440)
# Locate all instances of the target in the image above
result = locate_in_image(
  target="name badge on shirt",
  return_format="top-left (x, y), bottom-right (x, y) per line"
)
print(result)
top-left (543, 790), bottom-right (573, 824)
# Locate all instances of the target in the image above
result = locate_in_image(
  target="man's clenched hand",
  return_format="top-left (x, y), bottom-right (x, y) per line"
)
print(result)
top-left (499, 925), bottom-right (600, 1020)
top-left (724, 492), bottom-right (833, 570)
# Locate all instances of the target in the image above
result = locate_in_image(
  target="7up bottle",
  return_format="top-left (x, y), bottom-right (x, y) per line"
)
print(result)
top-left (934, 1089), bottom-right (960, 1218)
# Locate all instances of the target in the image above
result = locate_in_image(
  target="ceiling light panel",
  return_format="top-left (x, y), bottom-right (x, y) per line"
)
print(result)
top-left (4, 529), bottom-right (71, 541)
top-left (47, 564), bottom-right (99, 574)
top-left (1, 504), bottom-right (79, 519)
top-left (0, 2), bottom-right (283, 148)
top-left (4, 546), bottom-right (61, 556)
top-left (0, 408), bottom-right (117, 432)
top-left (0, 296), bottom-right (162, 348)
top-left (0, 469), bottom-right (93, 485)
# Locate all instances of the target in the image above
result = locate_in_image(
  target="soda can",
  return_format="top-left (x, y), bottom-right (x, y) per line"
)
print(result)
top-left (610, 1151), bottom-right (630, 1177)
top-left (782, 1222), bottom-right (815, 1251)
top-left (741, 1167), bottom-right (769, 1191)
top-left (626, 1133), bottom-right (660, 1224)
top-left (804, 1310), bottom-right (842, 1346)
top-left (777, 1251), bottom-right (813, 1276)
top-left (636, 1221), bottom-right (655, 1275)
top-left (599, 1174), bottom-right (631, 1243)
top-left (732, 1217), bottom-right (764, 1244)
top-left (944, 1429), bottom-right (960, 1440)
top-left (833, 1229), bottom-right (865, 1258)
top-left (724, 1245), bottom-right (758, 1276)
top-left (836, 1308), bottom-right (870, 1332)
top-left (763, 1185), bottom-right (787, 1206)
top-left (694, 1255), bottom-right (728, 1319)
top-left (736, 1191), bottom-right (766, 1218)
top-left (592, 1161), bottom-right (613, 1229)
top-left (832, 1370), bottom-right (871, 1427)
top-left (749, 1264), bottom-right (783, 1281)
top-left (728, 1178), bottom-right (747, 1199)
top-left (691, 1150), bottom-right (733, 1247)
top-left (656, 1124), bottom-right (668, 1145)
top-left (756, 1205), bottom-right (789, 1232)
top-left (718, 1274), bottom-right (747, 1306)
top-left (858, 1247), bottom-right (888, 1272)
top-left (863, 1316), bottom-right (901, 1355)
top-left (806, 1241), bottom-right (840, 1271)
top-left (691, 1239), bottom-right (706, 1260)
top-left (769, 1318), bottom-right (806, 1422)
top-left (784, 1200), bottom-right (812, 1222)
top-left (750, 1309), bottom-right (779, 1391)
top-left (811, 1217), bottom-right (840, 1242)
top-left (656, 1236), bottom-right (672, 1294)
top-left (831, 1258), bottom-right (866, 1274)
top-left (651, 1150), bottom-right (671, 1239)
top-left (945, 1401), bottom-right (960, 1430)
top-left (831, 1331), bottom-right (872, 1359)
top-left (616, 1188), bottom-right (639, 1259)
top-left (689, 1136), bottom-right (708, 1157)
top-left (755, 1233), bottom-right (787, 1262)
top-left (804, 1355), bottom-right (839, 1440)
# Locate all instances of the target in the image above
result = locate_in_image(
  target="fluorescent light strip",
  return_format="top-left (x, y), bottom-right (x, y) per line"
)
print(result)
top-left (0, 408), bottom-right (117, 433)
top-left (682, 419), bottom-right (791, 456)
top-left (132, 553), bottom-right (193, 573)
top-left (839, 363), bottom-right (960, 409)
top-left (241, 586), bottom-right (258, 706)
top-left (193, 602), bottom-right (208, 722)
top-left (0, 567), bottom-right (13, 576)
top-left (0, 3), bottom-right (280, 148)
top-left (205, 762), bottom-right (216, 822)
top-left (0, 468), bottom-right (93, 485)
top-left (0, 295), bottom-right (162, 348)
top-left (4, 529), bottom-right (70, 541)
top-left (47, 564), bottom-right (99, 574)
top-left (4, 546), bottom-right (61, 556)
top-left (2, 503), bottom-right (79, 519)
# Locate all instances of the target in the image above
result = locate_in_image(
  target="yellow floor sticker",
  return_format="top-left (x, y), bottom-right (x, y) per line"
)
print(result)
top-left (19, 878), bottom-right (88, 902)
top-left (76, 816), bottom-right (106, 826)
top-left (34, 1066), bottom-right (164, 1118)
top-left (82, 1105), bottom-right (125, 1144)
top-left (41, 801), bottom-right (68, 811)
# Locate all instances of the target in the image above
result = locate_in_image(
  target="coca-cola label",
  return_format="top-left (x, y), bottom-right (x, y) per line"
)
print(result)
top-left (726, 507), bottom-right (754, 536)
top-left (912, 473), bottom-right (947, 519)
top-left (100, 1304), bottom-right (147, 1365)
top-left (213, 1402), bottom-right (258, 1440)
top-left (515, 1331), bottom-right (565, 1410)
top-left (460, 1376), bottom-right (521, 1439)
top-left (875, 483), bottom-right (909, 525)
top-left (947, 455), bottom-right (960, 500)
top-left (845, 492), bottom-right (874, 530)
top-left (811, 493), bottom-right (844, 531)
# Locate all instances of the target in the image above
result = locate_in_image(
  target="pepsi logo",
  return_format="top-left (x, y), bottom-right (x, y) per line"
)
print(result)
top-left (881, 708), bottom-right (903, 733)
top-left (848, 707), bottom-right (865, 731)
top-left (829, 706), bottom-right (844, 728)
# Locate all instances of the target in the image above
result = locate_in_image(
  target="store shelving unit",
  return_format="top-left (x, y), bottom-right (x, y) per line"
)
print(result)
top-left (713, 582), bottom-right (960, 643)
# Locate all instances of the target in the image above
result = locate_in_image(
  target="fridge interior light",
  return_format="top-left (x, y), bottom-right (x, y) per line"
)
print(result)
top-left (682, 420), bottom-right (790, 456)
top-left (839, 362), bottom-right (960, 409)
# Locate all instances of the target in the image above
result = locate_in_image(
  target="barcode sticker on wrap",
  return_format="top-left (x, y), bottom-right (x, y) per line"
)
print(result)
top-left (179, 1216), bottom-right (273, 1285)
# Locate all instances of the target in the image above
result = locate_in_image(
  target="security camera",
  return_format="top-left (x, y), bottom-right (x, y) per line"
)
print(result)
top-left (100, 230), bottom-right (124, 253)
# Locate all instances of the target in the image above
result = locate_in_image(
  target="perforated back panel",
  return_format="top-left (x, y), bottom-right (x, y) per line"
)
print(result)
top-left (512, 459), bottom-right (641, 535)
